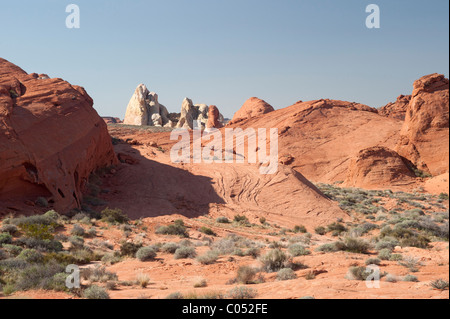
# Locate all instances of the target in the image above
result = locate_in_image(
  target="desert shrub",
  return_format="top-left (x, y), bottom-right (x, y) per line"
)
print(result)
top-left (277, 268), bottom-right (297, 281)
top-left (340, 237), bottom-right (371, 254)
top-left (101, 252), bottom-right (121, 265)
top-left (233, 215), bottom-right (250, 225)
top-left (136, 247), bottom-right (157, 261)
top-left (365, 257), bottom-right (381, 266)
top-left (389, 254), bottom-right (403, 261)
top-left (212, 238), bottom-right (236, 255)
top-left (84, 265), bottom-right (118, 283)
top-left (314, 226), bottom-right (326, 235)
top-left (83, 285), bottom-right (110, 299)
top-left (378, 248), bottom-right (392, 261)
top-left (0, 224), bottom-right (18, 235)
top-left (13, 261), bottom-right (65, 291)
top-left (10, 214), bottom-right (57, 227)
top-left (194, 279), bottom-right (208, 288)
top-left (101, 208), bottom-right (129, 224)
top-left (216, 216), bottom-right (230, 224)
top-left (288, 244), bottom-right (311, 257)
top-left (236, 266), bottom-right (258, 284)
top-left (227, 286), bottom-right (257, 299)
top-left (120, 242), bottom-right (142, 257)
top-left (1, 245), bottom-right (22, 257)
top-left (15, 237), bottom-right (63, 252)
top-left (86, 227), bottom-right (97, 237)
top-left (375, 237), bottom-right (400, 251)
top-left (0, 233), bottom-right (13, 245)
top-left (68, 235), bottom-right (85, 250)
top-left (156, 220), bottom-right (189, 238)
top-left (18, 249), bottom-right (44, 263)
top-left (347, 266), bottom-right (373, 281)
top-left (0, 249), bottom-right (8, 260)
top-left (196, 250), bottom-right (219, 265)
top-left (244, 247), bottom-right (261, 258)
top-left (166, 292), bottom-right (184, 299)
top-left (174, 246), bottom-right (197, 259)
top-left (403, 275), bottom-right (419, 282)
top-left (430, 279), bottom-right (449, 290)
top-left (199, 227), bottom-right (216, 236)
top-left (260, 249), bottom-right (290, 273)
top-left (293, 225), bottom-right (307, 233)
top-left (315, 243), bottom-right (339, 253)
top-left (305, 271), bottom-right (316, 280)
top-left (327, 222), bottom-right (347, 235)
top-left (438, 193), bottom-right (449, 200)
top-left (161, 242), bottom-right (180, 254)
top-left (385, 274), bottom-right (398, 283)
top-left (398, 256), bottom-right (422, 272)
top-left (49, 273), bottom-right (69, 292)
top-left (71, 224), bottom-right (85, 237)
top-left (136, 273), bottom-right (150, 288)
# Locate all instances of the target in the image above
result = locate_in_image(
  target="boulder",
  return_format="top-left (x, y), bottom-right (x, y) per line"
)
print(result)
top-left (344, 147), bottom-right (416, 188)
top-left (229, 97), bottom-right (274, 124)
top-left (205, 105), bottom-right (223, 130)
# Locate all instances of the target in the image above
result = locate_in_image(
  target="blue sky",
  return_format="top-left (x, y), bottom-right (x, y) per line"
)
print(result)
top-left (1, 0), bottom-right (448, 118)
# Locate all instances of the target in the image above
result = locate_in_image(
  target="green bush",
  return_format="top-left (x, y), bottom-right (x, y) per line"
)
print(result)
top-left (0, 224), bottom-right (18, 235)
top-left (236, 266), bottom-right (257, 284)
top-left (199, 227), bottom-right (216, 236)
top-left (156, 220), bottom-right (189, 238)
top-left (71, 224), bottom-right (85, 237)
top-left (293, 225), bottom-right (307, 233)
top-left (227, 286), bottom-right (257, 299)
top-left (288, 244), bottom-right (311, 257)
top-left (174, 246), bottom-right (197, 259)
top-left (18, 249), bottom-right (44, 263)
top-left (161, 242), bottom-right (180, 254)
top-left (120, 242), bottom-right (142, 257)
top-left (341, 237), bottom-right (371, 254)
top-left (314, 226), bottom-right (327, 235)
top-left (0, 233), bottom-right (13, 245)
top-left (216, 216), bottom-right (230, 224)
top-left (260, 249), bottom-right (289, 273)
top-left (403, 275), bottom-right (419, 282)
top-left (277, 268), bottom-right (297, 281)
top-left (101, 208), bottom-right (129, 224)
top-left (365, 257), bottom-right (381, 266)
top-left (196, 250), bottom-right (219, 265)
top-left (83, 285), bottom-right (110, 299)
top-left (136, 247), bottom-right (157, 261)
top-left (430, 279), bottom-right (449, 290)
top-left (347, 266), bottom-right (373, 281)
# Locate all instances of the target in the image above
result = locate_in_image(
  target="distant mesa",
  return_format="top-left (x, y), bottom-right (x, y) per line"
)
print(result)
top-left (102, 116), bottom-right (122, 124)
top-left (228, 97), bottom-right (274, 125)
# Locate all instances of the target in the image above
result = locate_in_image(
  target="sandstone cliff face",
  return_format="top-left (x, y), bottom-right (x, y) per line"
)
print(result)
top-left (0, 58), bottom-right (117, 213)
top-left (379, 95), bottom-right (411, 120)
top-left (229, 97), bottom-right (274, 124)
top-left (123, 84), bottom-right (173, 127)
top-left (344, 147), bottom-right (416, 188)
top-left (396, 74), bottom-right (449, 176)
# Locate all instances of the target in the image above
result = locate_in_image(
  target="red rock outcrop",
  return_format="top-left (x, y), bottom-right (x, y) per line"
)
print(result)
top-left (205, 105), bottom-right (223, 130)
top-left (344, 146), bottom-right (416, 189)
top-left (0, 58), bottom-right (118, 214)
top-left (228, 99), bottom-right (403, 183)
top-left (379, 95), bottom-right (411, 120)
top-left (396, 73), bottom-right (449, 176)
top-left (229, 97), bottom-right (274, 124)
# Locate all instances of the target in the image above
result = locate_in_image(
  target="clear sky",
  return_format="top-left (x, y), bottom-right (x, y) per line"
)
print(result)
top-left (1, 0), bottom-right (448, 119)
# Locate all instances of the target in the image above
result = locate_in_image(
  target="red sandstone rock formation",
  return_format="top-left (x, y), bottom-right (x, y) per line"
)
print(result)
top-left (396, 73), bottom-right (449, 176)
top-left (0, 58), bottom-right (118, 214)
